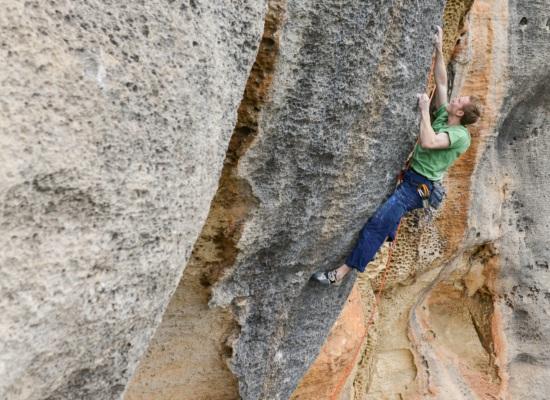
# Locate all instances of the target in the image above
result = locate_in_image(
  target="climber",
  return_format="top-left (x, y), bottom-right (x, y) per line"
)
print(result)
top-left (311, 25), bottom-right (481, 286)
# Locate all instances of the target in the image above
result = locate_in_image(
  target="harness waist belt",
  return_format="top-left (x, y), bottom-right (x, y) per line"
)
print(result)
top-left (409, 167), bottom-right (435, 183)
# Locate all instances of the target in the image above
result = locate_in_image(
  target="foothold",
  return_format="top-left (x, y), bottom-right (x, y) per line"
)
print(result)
top-left (261, 37), bottom-right (276, 49)
top-left (519, 17), bottom-right (528, 26)
top-left (108, 34), bottom-right (118, 46)
top-left (141, 25), bottom-right (150, 37)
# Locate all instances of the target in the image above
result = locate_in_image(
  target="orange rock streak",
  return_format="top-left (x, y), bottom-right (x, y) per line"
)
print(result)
top-left (440, 0), bottom-right (508, 257)
top-left (290, 286), bottom-right (367, 400)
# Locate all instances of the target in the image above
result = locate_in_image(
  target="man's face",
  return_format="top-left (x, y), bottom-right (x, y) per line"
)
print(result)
top-left (447, 96), bottom-right (471, 117)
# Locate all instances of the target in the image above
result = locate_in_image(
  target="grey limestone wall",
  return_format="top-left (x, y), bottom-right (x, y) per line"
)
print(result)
top-left (209, 0), bottom-right (446, 398)
top-left (0, 1), bottom-right (266, 399)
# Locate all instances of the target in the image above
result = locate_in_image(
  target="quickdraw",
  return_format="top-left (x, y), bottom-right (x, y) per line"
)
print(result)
top-left (417, 183), bottom-right (434, 223)
top-left (417, 183), bottom-right (430, 209)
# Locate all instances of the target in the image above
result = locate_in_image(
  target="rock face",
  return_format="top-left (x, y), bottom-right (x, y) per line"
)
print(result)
top-left (127, 0), bottom-right (445, 399)
top-left (0, 1), bottom-right (266, 399)
top-left (213, 0), bottom-right (446, 397)
top-left (294, 0), bottom-right (550, 399)
top-left (290, 284), bottom-right (372, 400)
top-left (477, 0), bottom-right (550, 397)
top-left (4, 0), bottom-right (549, 399)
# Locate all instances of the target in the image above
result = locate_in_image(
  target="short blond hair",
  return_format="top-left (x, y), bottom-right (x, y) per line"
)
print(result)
top-left (461, 96), bottom-right (481, 125)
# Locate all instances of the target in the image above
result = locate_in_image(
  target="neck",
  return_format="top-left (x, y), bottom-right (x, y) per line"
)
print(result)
top-left (447, 115), bottom-right (462, 126)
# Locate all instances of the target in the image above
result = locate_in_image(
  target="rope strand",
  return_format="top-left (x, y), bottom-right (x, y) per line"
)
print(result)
top-left (329, 180), bottom-right (403, 400)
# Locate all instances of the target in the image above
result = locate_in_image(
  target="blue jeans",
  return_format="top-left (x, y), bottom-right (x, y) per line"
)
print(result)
top-left (345, 169), bottom-right (433, 272)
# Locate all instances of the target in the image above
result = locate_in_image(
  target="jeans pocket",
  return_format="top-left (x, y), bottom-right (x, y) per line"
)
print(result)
top-left (429, 182), bottom-right (446, 209)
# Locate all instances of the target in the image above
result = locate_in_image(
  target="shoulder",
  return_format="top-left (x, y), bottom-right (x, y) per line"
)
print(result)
top-left (444, 125), bottom-right (470, 149)
top-left (432, 104), bottom-right (449, 130)
top-left (434, 104), bottom-right (448, 117)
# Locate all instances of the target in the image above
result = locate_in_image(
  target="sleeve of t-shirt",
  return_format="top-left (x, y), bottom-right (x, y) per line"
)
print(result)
top-left (431, 104), bottom-right (448, 131)
top-left (445, 128), bottom-right (468, 150)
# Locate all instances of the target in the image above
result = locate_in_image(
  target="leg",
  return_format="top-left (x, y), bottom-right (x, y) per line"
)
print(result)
top-left (311, 177), bottom-right (424, 286)
top-left (345, 180), bottom-right (423, 273)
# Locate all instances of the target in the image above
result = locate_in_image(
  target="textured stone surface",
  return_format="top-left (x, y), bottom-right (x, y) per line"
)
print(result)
top-left (126, 0), bottom-right (549, 397)
top-left (301, 0), bottom-right (550, 398)
top-left (5, 0), bottom-right (549, 398)
top-left (407, 0), bottom-right (550, 397)
top-left (474, 0), bottom-right (550, 397)
top-left (338, 0), bottom-right (512, 398)
top-left (0, 1), bottom-right (266, 399)
top-left (290, 286), bottom-right (367, 400)
top-left (124, 1), bottom-right (282, 398)
top-left (205, 1), bottom-right (445, 399)
top-left (125, 0), bottom-right (445, 397)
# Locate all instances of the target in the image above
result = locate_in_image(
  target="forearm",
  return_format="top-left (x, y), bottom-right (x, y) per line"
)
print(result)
top-left (419, 109), bottom-right (436, 147)
top-left (434, 47), bottom-right (447, 88)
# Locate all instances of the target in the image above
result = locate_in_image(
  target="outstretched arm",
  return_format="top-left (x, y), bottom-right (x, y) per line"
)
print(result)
top-left (433, 26), bottom-right (447, 109)
top-left (417, 93), bottom-right (450, 149)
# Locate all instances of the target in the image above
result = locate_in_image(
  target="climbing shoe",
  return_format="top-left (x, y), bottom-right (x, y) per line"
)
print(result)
top-left (311, 269), bottom-right (342, 286)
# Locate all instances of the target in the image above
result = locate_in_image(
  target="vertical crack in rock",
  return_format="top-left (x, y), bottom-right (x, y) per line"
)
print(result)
top-left (124, 2), bottom-right (284, 399)
top-left (434, 0), bottom-right (475, 96)
top-left (491, 71), bottom-right (550, 398)
top-left (409, 243), bottom-right (503, 399)
top-left (288, 286), bottom-right (369, 400)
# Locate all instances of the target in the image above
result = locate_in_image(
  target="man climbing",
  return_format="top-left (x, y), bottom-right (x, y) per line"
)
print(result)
top-left (312, 26), bottom-right (481, 286)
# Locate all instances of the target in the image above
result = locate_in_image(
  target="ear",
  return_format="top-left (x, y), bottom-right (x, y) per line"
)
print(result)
top-left (456, 109), bottom-right (464, 117)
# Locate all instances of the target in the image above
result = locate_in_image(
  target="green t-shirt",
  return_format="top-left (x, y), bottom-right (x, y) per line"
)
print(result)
top-left (410, 104), bottom-right (471, 181)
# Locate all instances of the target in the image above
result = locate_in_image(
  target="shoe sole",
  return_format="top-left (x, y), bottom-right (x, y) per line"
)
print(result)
top-left (310, 272), bottom-right (341, 287)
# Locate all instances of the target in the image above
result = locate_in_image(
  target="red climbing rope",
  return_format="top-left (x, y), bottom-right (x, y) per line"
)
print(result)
top-left (329, 188), bottom-right (403, 400)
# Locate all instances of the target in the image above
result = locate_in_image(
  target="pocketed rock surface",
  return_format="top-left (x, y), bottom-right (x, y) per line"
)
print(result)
top-left (121, 0), bottom-right (444, 398)
top-left (207, 1), bottom-right (444, 399)
top-left (3, 0), bottom-right (550, 400)
top-left (0, 1), bottom-right (266, 399)
top-left (295, 0), bottom-right (550, 399)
